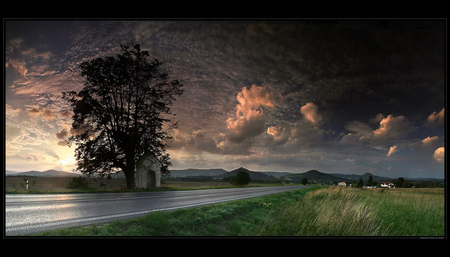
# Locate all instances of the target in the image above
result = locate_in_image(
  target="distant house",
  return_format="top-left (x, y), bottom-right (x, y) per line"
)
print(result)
top-left (338, 182), bottom-right (347, 186)
top-left (380, 182), bottom-right (395, 188)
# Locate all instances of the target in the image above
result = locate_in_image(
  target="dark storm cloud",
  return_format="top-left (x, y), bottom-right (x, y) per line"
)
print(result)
top-left (5, 20), bottom-right (445, 178)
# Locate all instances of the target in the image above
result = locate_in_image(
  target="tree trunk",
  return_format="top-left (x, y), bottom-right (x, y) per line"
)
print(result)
top-left (124, 149), bottom-right (136, 189)
top-left (124, 166), bottom-right (135, 189)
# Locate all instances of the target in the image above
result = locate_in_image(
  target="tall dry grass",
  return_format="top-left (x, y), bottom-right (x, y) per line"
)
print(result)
top-left (258, 186), bottom-right (444, 236)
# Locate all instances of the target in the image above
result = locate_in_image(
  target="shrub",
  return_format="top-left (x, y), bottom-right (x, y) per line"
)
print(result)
top-left (231, 171), bottom-right (251, 186)
top-left (67, 176), bottom-right (90, 189)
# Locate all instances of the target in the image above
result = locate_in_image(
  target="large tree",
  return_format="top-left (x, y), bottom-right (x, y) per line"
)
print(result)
top-left (63, 44), bottom-right (183, 189)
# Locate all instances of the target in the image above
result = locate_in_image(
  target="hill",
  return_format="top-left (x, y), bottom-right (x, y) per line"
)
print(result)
top-left (169, 169), bottom-right (227, 178)
top-left (331, 172), bottom-right (392, 182)
top-left (262, 171), bottom-right (296, 178)
top-left (6, 170), bottom-right (80, 177)
top-left (283, 170), bottom-right (341, 182)
top-left (214, 167), bottom-right (277, 181)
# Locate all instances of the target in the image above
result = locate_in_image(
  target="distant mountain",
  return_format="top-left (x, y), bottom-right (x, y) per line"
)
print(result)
top-left (214, 167), bottom-right (277, 181)
top-left (6, 169), bottom-right (80, 177)
top-left (331, 172), bottom-right (392, 182)
top-left (262, 171), bottom-right (296, 178)
top-left (283, 170), bottom-right (341, 182)
top-left (169, 168), bottom-right (228, 178)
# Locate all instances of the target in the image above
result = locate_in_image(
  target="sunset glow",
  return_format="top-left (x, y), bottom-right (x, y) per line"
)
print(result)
top-left (5, 20), bottom-right (445, 178)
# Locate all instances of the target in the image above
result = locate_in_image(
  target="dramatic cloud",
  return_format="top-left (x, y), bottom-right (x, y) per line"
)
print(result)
top-left (55, 129), bottom-right (69, 140)
top-left (300, 102), bottom-right (322, 125)
top-left (427, 108), bottom-right (444, 127)
top-left (11, 71), bottom-right (84, 96)
top-left (6, 58), bottom-right (28, 77)
top-left (43, 108), bottom-right (56, 121)
top-left (422, 136), bottom-right (440, 147)
top-left (226, 85), bottom-right (277, 143)
top-left (372, 114), bottom-right (412, 144)
top-left (27, 107), bottom-right (41, 118)
top-left (433, 147), bottom-right (444, 163)
top-left (344, 121), bottom-right (374, 141)
top-left (59, 110), bottom-right (73, 118)
top-left (4, 20), bottom-right (445, 178)
top-left (289, 121), bottom-right (324, 148)
top-left (57, 141), bottom-right (69, 147)
top-left (168, 129), bottom-right (252, 156)
top-left (6, 37), bottom-right (24, 53)
top-left (370, 113), bottom-right (385, 123)
top-left (340, 132), bottom-right (365, 146)
top-left (387, 145), bottom-right (399, 157)
top-left (266, 121), bottom-right (291, 146)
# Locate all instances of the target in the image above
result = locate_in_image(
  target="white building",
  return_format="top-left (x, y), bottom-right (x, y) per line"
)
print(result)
top-left (135, 152), bottom-right (162, 189)
top-left (380, 182), bottom-right (395, 188)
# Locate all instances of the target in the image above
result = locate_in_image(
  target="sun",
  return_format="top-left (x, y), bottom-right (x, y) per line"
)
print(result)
top-left (57, 157), bottom-right (74, 166)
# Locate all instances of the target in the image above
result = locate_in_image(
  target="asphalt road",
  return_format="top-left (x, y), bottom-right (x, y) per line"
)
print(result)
top-left (5, 185), bottom-right (310, 236)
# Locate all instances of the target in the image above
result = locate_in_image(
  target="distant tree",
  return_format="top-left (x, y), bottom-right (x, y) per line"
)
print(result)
top-left (396, 177), bottom-right (405, 188)
top-left (63, 44), bottom-right (183, 189)
top-left (366, 175), bottom-right (373, 186)
top-left (402, 180), bottom-right (411, 188)
top-left (302, 178), bottom-right (308, 185)
top-left (357, 178), bottom-right (364, 187)
top-left (231, 171), bottom-right (251, 186)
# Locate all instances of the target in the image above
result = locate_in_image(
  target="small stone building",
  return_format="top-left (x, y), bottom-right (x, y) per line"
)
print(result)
top-left (135, 152), bottom-right (162, 189)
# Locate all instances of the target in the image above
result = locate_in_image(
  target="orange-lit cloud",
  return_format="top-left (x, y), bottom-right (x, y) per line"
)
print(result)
top-left (372, 114), bottom-right (411, 144)
top-left (6, 58), bottom-right (28, 77)
top-left (433, 146), bottom-right (444, 162)
top-left (226, 85), bottom-right (277, 143)
top-left (422, 136), bottom-right (439, 146)
top-left (266, 121), bottom-right (291, 146)
top-left (28, 107), bottom-right (41, 118)
top-left (427, 108), bottom-right (444, 127)
top-left (43, 108), bottom-right (56, 121)
top-left (387, 145), bottom-right (399, 157)
top-left (59, 110), bottom-right (73, 118)
top-left (300, 102), bottom-right (322, 125)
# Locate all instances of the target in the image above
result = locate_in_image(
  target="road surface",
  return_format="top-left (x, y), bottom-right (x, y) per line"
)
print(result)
top-left (5, 185), bottom-right (310, 235)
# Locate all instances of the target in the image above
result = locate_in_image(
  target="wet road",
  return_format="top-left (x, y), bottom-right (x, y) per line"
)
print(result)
top-left (5, 185), bottom-right (310, 235)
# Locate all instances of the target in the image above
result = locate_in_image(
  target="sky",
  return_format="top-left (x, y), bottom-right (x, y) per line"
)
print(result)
top-left (4, 19), bottom-right (446, 178)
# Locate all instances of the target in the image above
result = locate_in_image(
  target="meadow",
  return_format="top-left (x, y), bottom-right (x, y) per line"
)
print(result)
top-left (30, 186), bottom-right (445, 237)
top-left (5, 177), bottom-right (289, 193)
top-left (257, 186), bottom-right (445, 236)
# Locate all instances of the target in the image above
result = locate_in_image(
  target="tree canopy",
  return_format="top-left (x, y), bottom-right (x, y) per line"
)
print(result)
top-left (63, 44), bottom-right (183, 188)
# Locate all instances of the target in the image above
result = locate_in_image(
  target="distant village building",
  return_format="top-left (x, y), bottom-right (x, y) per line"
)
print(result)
top-left (135, 152), bottom-right (162, 189)
top-left (380, 182), bottom-right (395, 188)
top-left (338, 182), bottom-right (347, 186)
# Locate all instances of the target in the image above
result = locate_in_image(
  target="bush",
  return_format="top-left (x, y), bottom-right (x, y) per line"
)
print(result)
top-left (67, 176), bottom-right (90, 189)
top-left (230, 171), bottom-right (251, 186)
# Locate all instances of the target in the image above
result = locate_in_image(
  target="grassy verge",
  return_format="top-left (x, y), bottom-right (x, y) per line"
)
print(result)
top-left (29, 186), bottom-right (444, 236)
top-left (257, 186), bottom-right (445, 236)
top-left (30, 186), bottom-right (319, 236)
top-left (6, 179), bottom-right (304, 194)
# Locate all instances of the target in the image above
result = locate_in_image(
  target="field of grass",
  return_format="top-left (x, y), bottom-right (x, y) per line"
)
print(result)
top-left (5, 177), bottom-right (295, 194)
top-left (257, 186), bottom-right (445, 236)
top-left (30, 186), bottom-right (444, 237)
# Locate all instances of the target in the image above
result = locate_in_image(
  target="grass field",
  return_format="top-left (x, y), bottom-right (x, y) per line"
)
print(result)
top-left (257, 186), bottom-right (445, 236)
top-left (5, 177), bottom-right (294, 193)
top-left (29, 186), bottom-right (445, 237)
